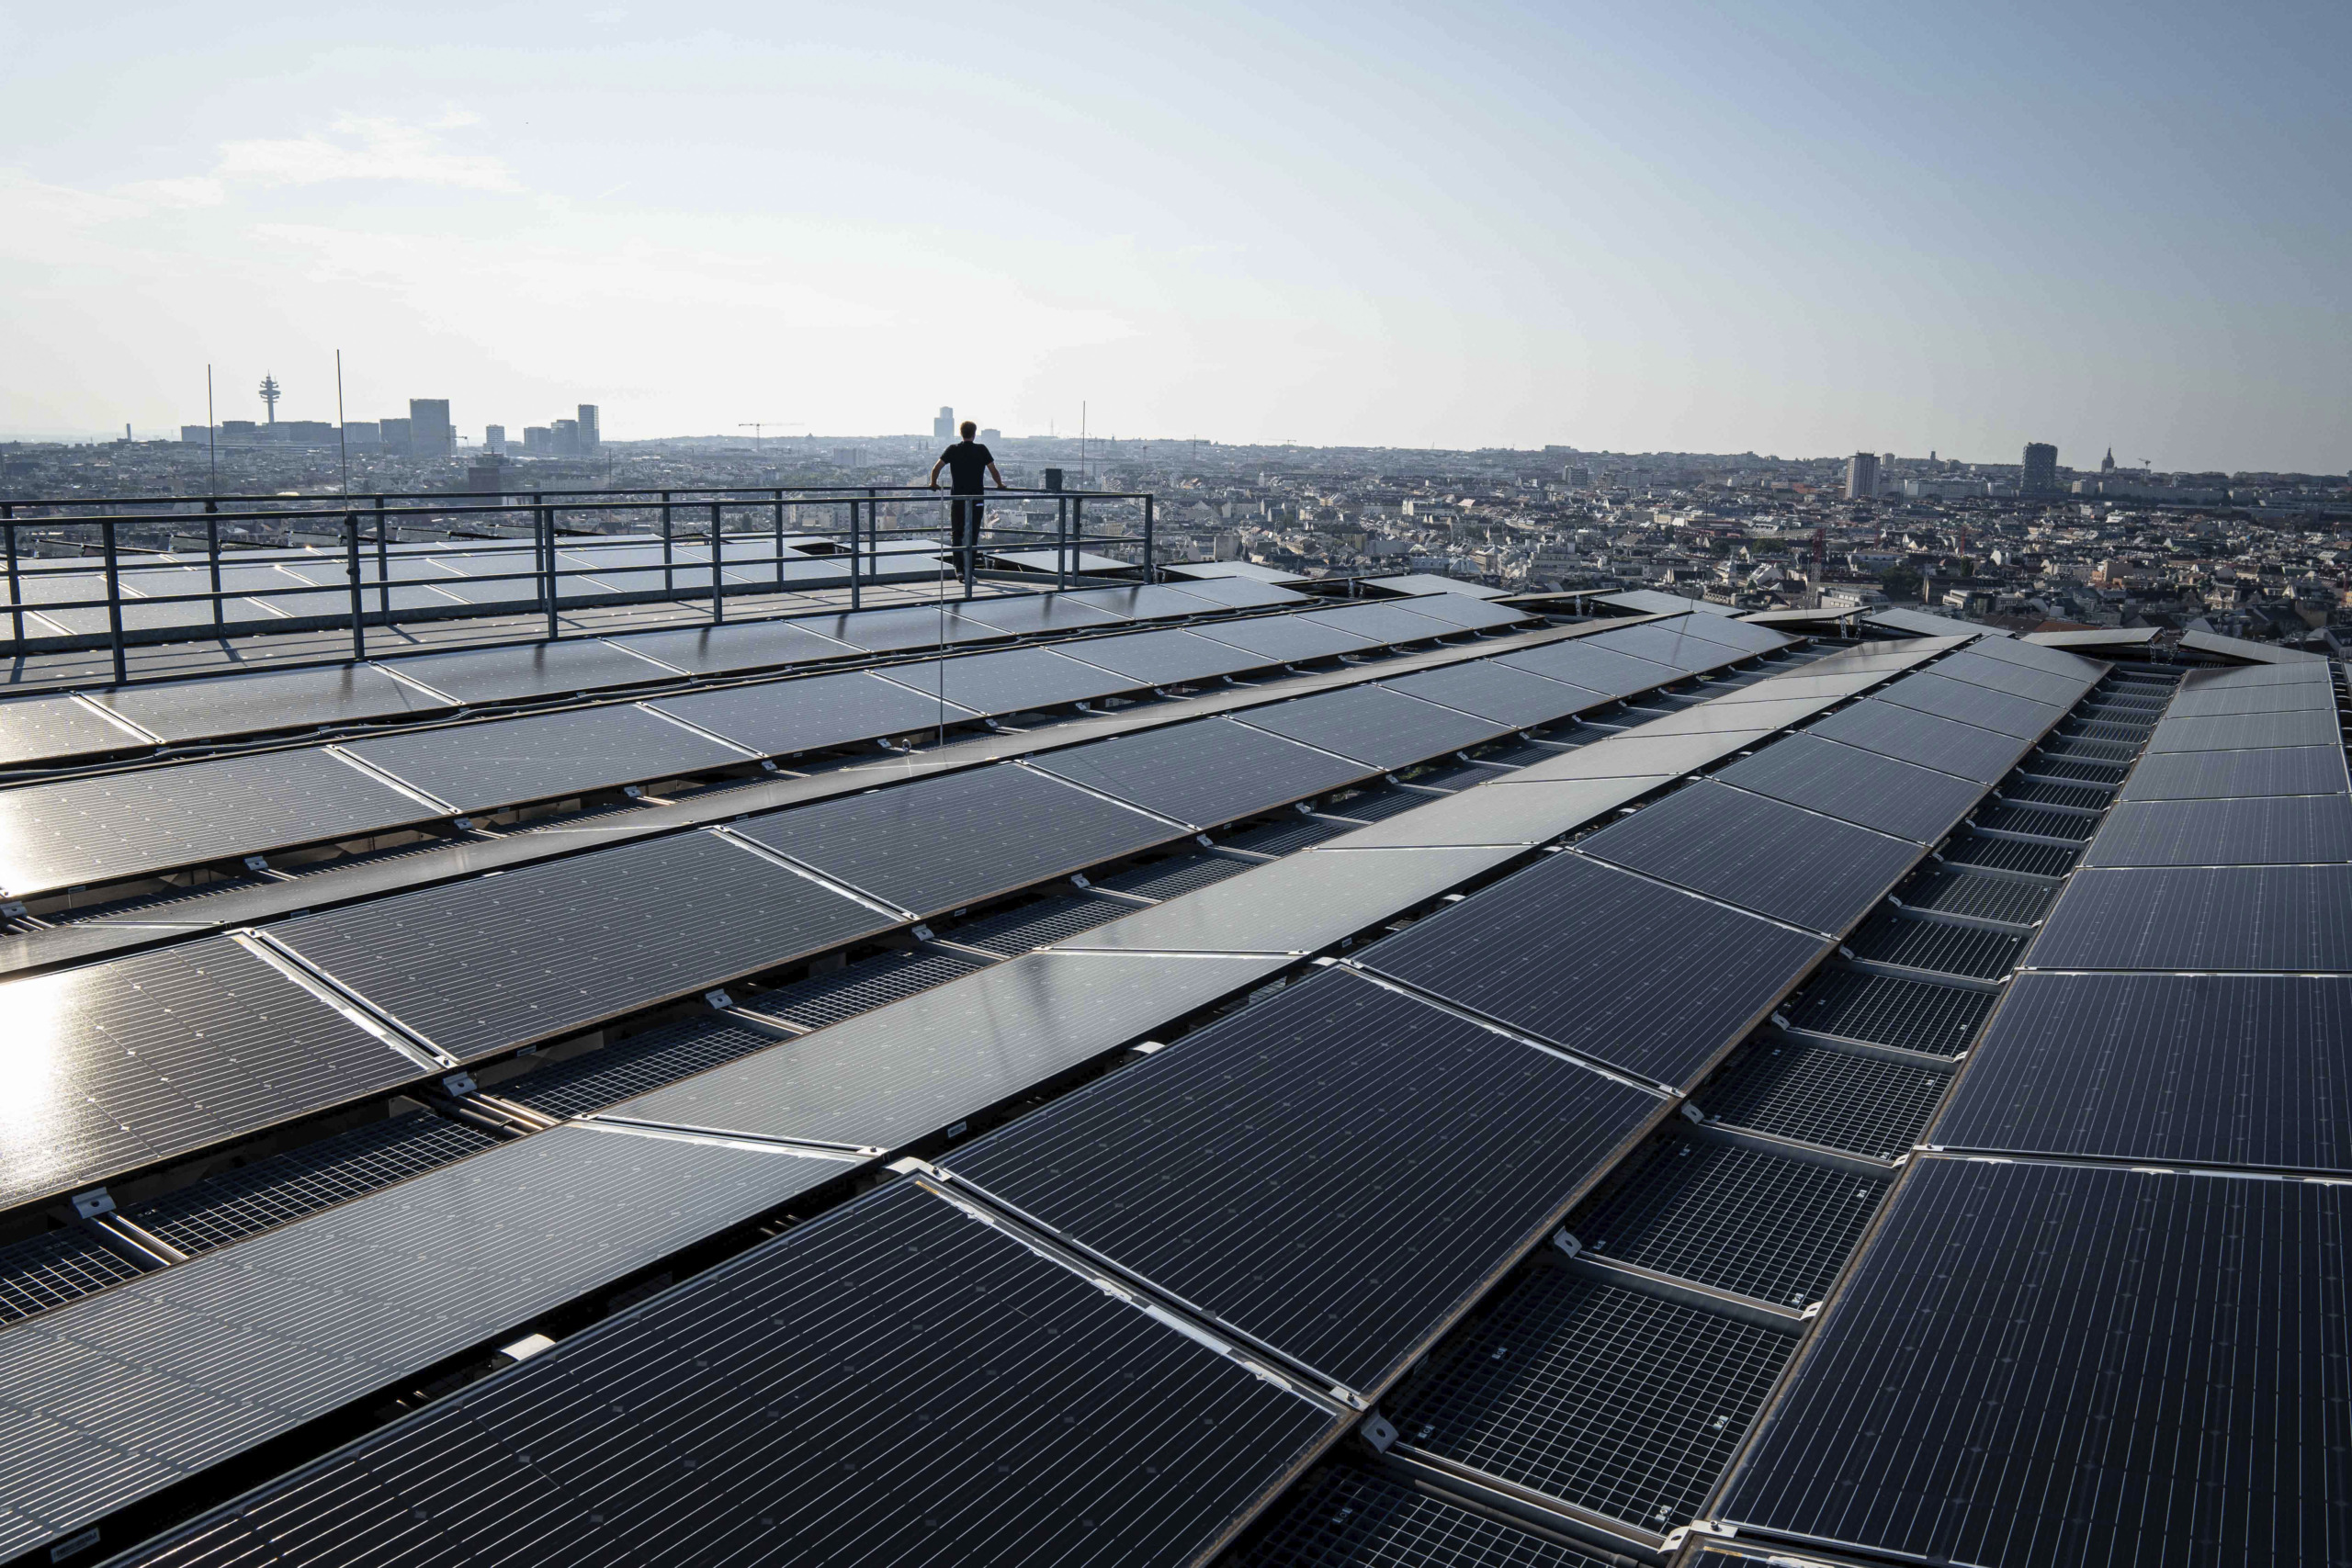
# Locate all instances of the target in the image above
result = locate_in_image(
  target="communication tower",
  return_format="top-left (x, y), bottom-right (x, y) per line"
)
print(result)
top-left (257, 375), bottom-right (282, 424)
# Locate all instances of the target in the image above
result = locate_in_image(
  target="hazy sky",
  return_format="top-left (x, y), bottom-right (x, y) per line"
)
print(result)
top-left (3, 2), bottom-right (2345, 468)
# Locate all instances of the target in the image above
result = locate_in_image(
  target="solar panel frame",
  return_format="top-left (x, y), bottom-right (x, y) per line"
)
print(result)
top-left (1802, 698), bottom-right (2037, 784)
top-left (1235, 684), bottom-right (1516, 769)
top-left (1380, 660), bottom-right (1621, 726)
top-left (1052, 626), bottom-right (1276, 685)
top-left (2086, 795), bottom-right (2352, 867)
top-left (940, 968), bottom-right (1664, 1395)
top-left (1713, 734), bottom-right (1988, 842)
top-left (1054, 845), bottom-right (1517, 953)
top-left (1193, 615), bottom-right (1385, 663)
top-left (645, 667), bottom-right (980, 756)
top-left (2148, 707), bottom-right (2342, 752)
top-left (1032, 716), bottom-right (1379, 829)
top-left (1323, 774), bottom-right (1676, 847)
top-left (871, 644), bottom-right (1150, 715)
top-left (1869, 671), bottom-right (2065, 739)
top-left (1292, 601), bottom-right (1468, 646)
top-left (1491, 638), bottom-right (1678, 698)
top-left (88, 662), bottom-right (457, 743)
top-left (379, 638), bottom-right (691, 704)
top-left (2119, 745), bottom-right (2351, 802)
top-left (599, 615), bottom-right (863, 675)
top-left (1358, 852), bottom-right (1830, 1089)
top-left (2026, 864), bottom-right (2352, 972)
top-left (342, 703), bottom-right (755, 812)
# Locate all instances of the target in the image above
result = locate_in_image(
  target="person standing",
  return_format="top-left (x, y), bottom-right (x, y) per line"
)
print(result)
top-left (927, 420), bottom-right (1005, 589)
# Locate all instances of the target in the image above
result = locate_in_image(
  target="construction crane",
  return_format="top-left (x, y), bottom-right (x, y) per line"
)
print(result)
top-left (739, 422), bottom-right (804, 452)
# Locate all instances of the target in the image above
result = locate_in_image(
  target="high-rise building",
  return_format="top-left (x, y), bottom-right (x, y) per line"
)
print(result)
top-left (409, 399), bottom-right (453, 457)
top-left (1844, 452), bottom-right (1881, 500)
top-left (378, 418), bottom-right (413, 454)
top-left (979, 427), bottom-right (1001, 444)
top-left (933, 406), bottom-right (955, 441)
top-left (484, 424), bottom-right (507, 455)
top-left (552, 419), bottom-right (581, 457)
top-left (2100, 447), bottom-right (2117, 473)
top-left (2021, 442), bottom-right (2059, 495)
top-left (577, 405), bottom-right (601, 455)
top-left (523, 426), bottom-right (552, 455)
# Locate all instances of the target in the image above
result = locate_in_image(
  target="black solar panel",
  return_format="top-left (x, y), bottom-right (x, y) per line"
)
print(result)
top-left (1699, 1038), bottom-right (1951, 1160)
top-left (1957, 636), bottom-right (2109, 682)
top-left (1034, 716), bottom-right (1378, 829)
top-left (942, 968), bottom-right (1662, 1394)
top-left (2028, 864), bottom-right (2352, 972)
top-left (605, 953), bottom-right (1290, 1153)
top-left (274, 829), bottom-right (899, 1059)
top-left (345, 703), bottom-right (753, 812)
top-left (1787, 969), bottom-right (1993, 1056)
top-left (384, 637), bottom-right (691, 704)
top-left (0, 1123), bottom-right (856, 1565)
top-left (1170, 575), bottom-right (1315, 607)
top-left (0, 693), bottom-right (153, 768)
top-left (90, 661), bottom-right (456, 743)
top-left (1669, 615), bottom-right (1794, 656)
top-left (1385, 1269), bottom-right (1792, 1533)
top-left (2120, 745), bottom-right (2350, 802)
top-left (1711, 735), bottom-right (1987, 843)
top-left (647, 668), bottom-right (978, 756)
top-left (0, 1226), bottom-right (148, 1325)
top-left (1927, 650), bottom-right (2094, 709)
top-left (789, 603), bottom-right (1006, 652)
top-left (1058, 582), bottom-right (1230, 619)
top-left (1238, 685), bottom-right (1514, 770)
top-left (600, 615), bottom-right (863, 674)
top-left (1936, 973), bottom-right (2352, 1171)
top-left (1057, 846), bottom-right (1511, 954)
top-left (876, 645), bottom-right (1145, 715)
top-left (948, 592), bottom-right (1130, 636)
top-left (2086, 795), bottom-right (2352, 867)
top-left (1576, 782), bottom-right (1923, 934)
top-left (1803, 699), bottom-right (2034, 784)
top-left (1196, 615), bottom-right (1383, 663)
top-left (1872, 671), bottom-right (2065, 739)
top-left (1582, 622), bottom-right (1753, 675)
top-left (1382, 595), bottom-right (1532, 632)
top-left (1360, 852), bottom-right (1826, 1089)
top-left (1054, 627), bottom-right (1272, 685)
top-left (1329, 775), bottom-right (1663, 851)
top-left (1234, 1463), bottom-right (1618, 1567)
top-left (1577, 1137), bottom-right (1887, 1305)
top-left (731, 764), bottom-right (1180, 917)
top-left (2166, 679), bottom-right (2337, 717)
top-left (1717, 1158), bottom-right (2350, 1567)
top-left (1381, 660), bottom-right (1616, 727)
top-left (2149, 707), bottom-right (2340, 752)
top-left (0, 936), bottom-right (426, 1217)
top-left (1492, 638), bottom-right (1677, 698)
top-left (0, 745), bottom-right (441, 898)
top-left (1295, 602), bottom-right (1465, 646)
top-left (125, 1111), bottom-right (500, 1253)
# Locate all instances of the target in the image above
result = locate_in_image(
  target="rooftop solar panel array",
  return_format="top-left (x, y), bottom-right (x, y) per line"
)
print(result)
top-left (1235, 684), bottom-right (1516, 769)
top-left (643, 666), bottom-right (979, 755)
top-left (1055, 844), bottom-right (1517, 954)
top-left (874, 643), bottom-right (1147, 713)
top-left (1056, 626), bottom-right (1272, 685)
top-left (1234, 1462), bottom-right (1620, 1567)
top-left (1378, 659), bottom-right (1618, 726)
top-left (1493, 637), bottom-right (1678, 697)
top-left (1802, 697), bottom-right (2038, 784)
top-left (1032, 716), bottom-right (1378, 829)
top-left (342, 702), bottom-right (757, 811)
top-left (1712, 733), bottom-right (1986, 841)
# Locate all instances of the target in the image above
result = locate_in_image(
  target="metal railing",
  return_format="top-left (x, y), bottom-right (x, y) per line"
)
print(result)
top-left (0, 484), bottom-right (1158, 683)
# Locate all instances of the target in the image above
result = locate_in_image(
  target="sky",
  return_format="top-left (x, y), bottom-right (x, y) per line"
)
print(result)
top-left (1, 1), bottom-right (2345, 470)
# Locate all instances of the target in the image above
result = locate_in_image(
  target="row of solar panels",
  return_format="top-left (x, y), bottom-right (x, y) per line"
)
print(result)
top-left (55, 633), bottom-right (2110, 1567)
top-left (0, 594), bottom-right (1544, 902)
top-left (0, 577), bottom-right (1331, 771)
top-left (1714, 660), bottom-right (2352, 1566)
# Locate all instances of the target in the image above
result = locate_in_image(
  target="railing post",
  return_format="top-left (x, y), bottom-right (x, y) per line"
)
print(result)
top-left (373, 494), bottom-right (390, 617)
top-left (1071, 496), bottom-right (1085, 592)
top-left (102, 517), bottom-right (128, 685)
top-left (709, 502), bottom-right (726, 624)
top-left (1057, 495), bottom-right (1069, 592)
top-left (345, 512), bottom-right (367, 659)
top-left (1142, 493), bottom-right (1155, 583)
top-left (204, 499), bottom-right (224, 630)
top-left (661, 491), bottom-right (673, 593)
top-left (6, 505), bottom-right (24, 651)
top-left (848, 499), bottom-right (862, 612)
top-left (773, 488), bottom-right (785, 589)
top-left (538, 496), bottom-right (558, 638)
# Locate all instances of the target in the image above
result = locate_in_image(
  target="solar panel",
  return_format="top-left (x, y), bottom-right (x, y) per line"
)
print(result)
top-left (1053, 627), bottom-right (1273, 685)
top-left (0, 1123), bottom-right (857, 1565)
top-left (1803, 699), bottom-right (2035, 784)
top-left (1713, 734), bottom-right (1987, 842)
top-left (1716, 1157), bottom-right (2349, 1567)
top-left (1509, 728), bottom-right (1777, 782)
top-left (2026, 865), bottom-right (2352, 972)
top-left (2086, 795), bottom-right (2352, 867)
top-left (1666, 615), bottom-right (1794, 655)
top-left (601, 615), bottom-right (862, 674)
top-left (1865, 606), bottom-right (2000, 638)
top-left (2120, 745), bottom-right (2350, 802)
top-left (1237, 685), bottom-right (1515, 769)
top-left (1925, 649), bottom-right (2094, 709)
top-left (874, 645), bottom-right (1143, 715)
top-left (1159, 574), bottom-right (1314, 606)
top-left (1233, 1463), bottom-right (1618, 1568)
top-left (1193, 615), bottom-right (1383, 663)
top-left (786, 603), bottom-right (1006, 652)
top-left (2166, 681), bottom-right (2338, 718)
top-left (1033, 716), bottom-right (1377, 829)
top-left (945, 592), bottom-right (1131, 636)
top-left (1293, 602), bottom-right (1465, 646)
top-left (729, 764), bottom-right (1182, 917)
top-left (1377, 594), bottom-right (1532, 631)
top-left (0, 936), bottom-right (424, 1216)
top-left (1631, 694), bottom-right (1834, 737)
top-left (1576, 782), bottom-right (1923, 934)
top-left (0, 694), bottom-right (149, 769)
top-left (344, 704), bottom-right (754, 813)
top-left (2149, 707), bottom-right (2341, 752)
top-left (1933, 973), bottom-right (2352, 1171)
top-left (1381, 660), bottom-right (1618, 726)
top-left (382, 637), bottom-right (690, 704)
top-left (1057, 582), bottom-right (1229, 618)
top-left (1580, 622), bottom-right (1754, 675)
top-left (1596, 589), bottom-right (1740, 617)
top-left (1371, 573), bottom-right (1514, 600)
top-left (605, 952), bottom-right (1291, 1152)
top-left (103, 1179), bottom-right (1342, 1568)
top-left (1492, 638), bottom-right (1678, 698)
top-left (646, 668), bottom-right (978, 756)
top-left (1707, 669), bottom-right (1885, 705)
top-left (1960, 636), bottom-right (2109, 681)
top-left (274, 829), bottom-right (900, 1059)
top-left (2174, 660), bottom-right (2335, 690)
top-left (1055, 845), bottom-right (1515, 953)
top-left (0, 746), bottom-right (441, 898)
top-left (940, 968), bottom-right (1662, 1395)
top-left (1870, 671), bottom-right (2064, 739)
top-left (1326, 774), bottom-right (1675, 848)
top-left (1358, 852), bottom-right (1827, 1089)
top-left (88, 661), bottom-right (456, 742)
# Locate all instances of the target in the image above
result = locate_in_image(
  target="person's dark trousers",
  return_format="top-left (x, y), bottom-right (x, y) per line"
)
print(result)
top-left (949, 496), bottom-right (984, 590)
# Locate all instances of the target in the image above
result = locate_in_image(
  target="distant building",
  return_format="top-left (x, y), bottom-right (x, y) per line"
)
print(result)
top-left (280, 420), bottom-right (335, 446)
top-left (409, 399), bottom-right (453, 457)
top-left (523, 426), bottom-right (552, 455)
top-left (979, 427), bottom-right (1001, 444)
top-left (933, 406), bottom-right (955, 441)
top-left (577, 405), bottom-right (601, 455)
top-left (1844, 452), bottom-right (1881, 500)
top-left (379, 417), bottom-right (413, 454)
top-left (552, 419), bottom-right (581, 457)
top-left (2100, 446), bottom-right (2117, 473)
top-left (343, 422), bottom-right (381, 449)
top-left (2022, 442), bottom-right (2059, 495)
top-left (220, 420), bottom-right (258, 445)
top-left (484, 424), bottom-right (507, 456)
top-left (180, 425), bottom-right (210, 445)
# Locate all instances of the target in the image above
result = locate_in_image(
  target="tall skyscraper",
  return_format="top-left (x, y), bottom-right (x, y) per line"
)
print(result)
top-left (409, 399), bottom-right (453, 457)
top-left (1844, 452), bottom-right (1881, 500)
top-left (933, 406), bottom-right (955, 441)
top-left (2021, 442), bottom-right (2059, 495)
top-left (577, 405), bottom-right (601, 455)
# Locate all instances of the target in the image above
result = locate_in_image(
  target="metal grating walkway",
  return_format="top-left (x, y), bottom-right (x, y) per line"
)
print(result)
top-left (1896, 867), bottom-right (2054, 925)
top-left (1575, 1136), bottom-right (1889, 1307)
top-left (752, 948), bottom-right (989, 1029)
top-left (1385, 1270), bottom-right (1793, 1534)
top-left (1233, 1464), bottom-right (1615, 1568)
top-left (1848, 909), bottom-right (2023, 979)
top-left (2003, 779), bottom-right (2112, 810)
top-left (1700, 1039), bottom-right (1951, 1161)
top-left (940, 892), bottom-right (1136, 955)
top-left (506, 1014), bottom-right (789, 1119)
top-left (1097, 852), bottom-right (1252, 901)
top-left (1974, 804), bottom-right (2098, 841)
top-left (1939, 833), bottom-right (2079, 876)
top-left (0, 1226), bottom-right (150, 1324)
top-left (1787, 970), bottom-right (1994, 1057)
top-left (1223, 815), bottom-right (1363, 856)
top-left (2025, 756), bottom-right (2131, 786)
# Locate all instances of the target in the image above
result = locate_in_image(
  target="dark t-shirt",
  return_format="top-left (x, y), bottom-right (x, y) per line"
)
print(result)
top-left (939, 441), bottom-right (994, 494)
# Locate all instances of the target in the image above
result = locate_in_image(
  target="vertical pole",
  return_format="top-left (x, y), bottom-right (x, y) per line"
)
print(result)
top-left (374, 494), bottom-right (389, 617)
top-left (848, 499), bottom-right (862, 612)
top-left (540, 497), bottom-right (559, 639)
top-left (1057, 495), bottom-right (1069, 592)
top-left (346, 512), bottom-right (367, 659)
top-left (1142, 493), bottom-right (1155, 584)
top-left (205, 499), bottom-right (223, 630)
top-left (661, 491), bottom-right (673, 594)
top-left (206, 364), bottom-right (217, 496)
top-left (773, 487), bottom-right (785, 589)
top-left (1072, 497), bottom-right (1085, 592)
top-left (709, 502), bottom-right (726, 624)
top-left (102, 518), bottom-right (128, 685)
top-left (3, 506), bottom-right (19, 650)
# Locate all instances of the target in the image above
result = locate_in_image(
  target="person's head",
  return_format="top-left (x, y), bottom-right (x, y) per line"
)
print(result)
top-left (960, 420), bottom-right (977, 440)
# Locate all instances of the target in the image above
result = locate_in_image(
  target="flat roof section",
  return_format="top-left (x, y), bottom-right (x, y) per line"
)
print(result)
top-left (644, 668), bottom-right (980, 756)
top-left (341, 703), bottom-right (755, 813)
